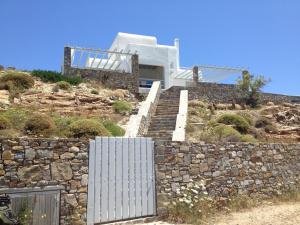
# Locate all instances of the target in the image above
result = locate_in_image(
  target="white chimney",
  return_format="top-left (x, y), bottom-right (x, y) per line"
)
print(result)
top-left (174, 38), bottom-right (180, 69)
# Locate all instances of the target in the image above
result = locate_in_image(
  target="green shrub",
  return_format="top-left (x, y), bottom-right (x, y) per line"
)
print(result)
top-left (0, 107), bottom-right (30, 129)
top-left (52, 114), bottom-right (80, 137)
top-left (24, 114), bottom-right (55, 135)
top-left (237, 112), bottom-right (253, 125)
top-left (0, 115), bottom-right (11, 130)
top-left (212, 124), bottom-right (241, 140)
top-left (31, 70), bottom-right (82, 85)
top-left (113, 100), bottom-right (132, 114)
top-left (91, 89), bottom-right (99, 95)
top-left (255, 117), bottom-right (272, 128)
top-left (69, 119), bottom-right (111, 138)
top-left (240, 134), bottom-right (257, 143)
top-left (55, 81), bottom-right (72, 91)
top-left (0, 71), bottom-right (35, 103)
top-left (217, 113), bottom-right (250, 133)
top-left (0, 71), bottom-right (34, 90)
top-left (264, 124), bottom-right (278, 134)
top-left (102, 120), bottom-right (125, 136)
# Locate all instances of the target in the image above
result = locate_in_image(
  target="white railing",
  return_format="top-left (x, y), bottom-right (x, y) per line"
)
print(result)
top-left (125, 81), bottom-right (161, 137)
top-left (69, 46), bottom-right (134, 73)
top-left (172, 90), bottom-right (188, 141)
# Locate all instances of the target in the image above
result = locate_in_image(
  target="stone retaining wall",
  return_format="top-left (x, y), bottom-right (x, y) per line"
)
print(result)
top-left (155, 141), bottom-right (300, 214)
top-left (0, 138), bottom-right (89, 225)
top-left (1, 138), bottom-right (300, 223)
top-left (63, 47), bottom-right (139, 93)
top-left (162, 83), bottom-right (300, 104)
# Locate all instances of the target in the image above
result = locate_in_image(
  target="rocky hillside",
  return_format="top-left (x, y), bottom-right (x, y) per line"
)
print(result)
top-left (0, 69), bottom-right (138, 138)
top-left (188, 101), bottom-right (300, 143)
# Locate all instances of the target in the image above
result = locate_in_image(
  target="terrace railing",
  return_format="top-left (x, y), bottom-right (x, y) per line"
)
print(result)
top-left (69, 46), bottom-right (134, 73)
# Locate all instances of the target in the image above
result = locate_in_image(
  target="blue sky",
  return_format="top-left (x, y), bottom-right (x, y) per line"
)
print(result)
top-left (0, 0), bottom-right (299, 95)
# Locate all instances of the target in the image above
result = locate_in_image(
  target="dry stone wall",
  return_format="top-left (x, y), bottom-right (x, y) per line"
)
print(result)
top-left (155, 141), bottom-right (300, 214)
top-left (162, 83), bottom-right (300, 104)
top-left (1, 137), bottom-right (300, 223)
top-left (0, 138), bottom-right (89, 225)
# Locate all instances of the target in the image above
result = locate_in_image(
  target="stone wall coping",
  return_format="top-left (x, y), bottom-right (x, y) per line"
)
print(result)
top-left (0, 137), bottom-right (87, 142)
top-left (155, 140), bottom-right (300, 146)
top-left (172, 90), bottom-right (188, 142)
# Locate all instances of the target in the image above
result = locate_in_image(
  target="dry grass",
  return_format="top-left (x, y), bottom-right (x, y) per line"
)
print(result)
top-left (167, 187), bottom-right (300, 225)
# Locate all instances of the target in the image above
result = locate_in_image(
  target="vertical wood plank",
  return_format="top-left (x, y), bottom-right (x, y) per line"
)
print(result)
top-left (101, 137), bottom-right (109, 222)
top-left (135, 137), bottom-right (142, 217)
top-left (128, 138), bottom-right (135, 217)
top-left (33, 194), bottom-right (40, 225)
top-left (94, 137), bottom-right (102, 223)
top-left (108, 138), bottom-right (116, 221)
top-left (141, 138), bottom-right (148, 216)
top-left (151, 140), bottom-right (157, 215)
top-left (87, 140), bottom-right (96, 225)
top-left (115, 137), bottom-right (123, 220)
top-left (146, 138), bottom-right (155, 215)
top-left (122, 138), bottom-right (129, 219)
top-left (54, 192), bottom-right (60, 225)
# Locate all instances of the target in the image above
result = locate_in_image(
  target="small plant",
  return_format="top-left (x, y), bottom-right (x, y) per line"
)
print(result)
top-left (240, 134), bottom-right (257, 143)
top-left (0, 71), bottom-right (35, 103)
top-left (0, 115), bottom-right (11, 130)
top-left (255, 117), bottom-right (272, 128)
top-left (0, 107), bottom-right (30, 129)
top-left (189, 100), bottom-right (207, 108)
top-left (31, 70), bottom-right (82, 85)
top-left (102, 120), bottom-right (125, 136)
top-left (18, 205), bottom-right (32, 225)
top-left (24, 113), bottom-right (55, 135)
top-left (264, 124), bottom-right (278, 134)
top-left (68, 119), bottom-right (111, 138)
top-left (237, 71), bottom-right (270, 108)
top-left (55, 81), bottom-right (72, 91)
top-left (212, 124), bottom-right (241, 141)
top-left (113, 100), bottom-right (132, 114)
top-left (237, 112), bottom-right (253, 125)
top-left (52, 85), bottom-right (60, 92)
top-left (91, 89), bottom-right (99, 95)
top-left (168, 180), bottom-right (216, 224)
top-left (217, 113), bottom-right (250, 133)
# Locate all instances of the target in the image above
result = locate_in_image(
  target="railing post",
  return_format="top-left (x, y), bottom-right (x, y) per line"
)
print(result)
top-left (63, 46), bottom-right (72, 75)
top-left (193, 66), bottom-right (199, 83)
top-left (131, 54), bottom-right (139, 93)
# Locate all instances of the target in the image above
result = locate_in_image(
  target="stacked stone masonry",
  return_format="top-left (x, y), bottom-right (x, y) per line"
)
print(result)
top-left (0, 138), bottom-right (89, 225)
top-left (155, 141), bottom-right (300, 214)
top-left (162, 83), bottom-right (300, 104)
top-left (1, 138), bottom-right (300, 224)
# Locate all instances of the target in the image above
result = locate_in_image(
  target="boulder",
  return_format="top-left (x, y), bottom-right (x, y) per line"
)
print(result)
top-left (51, 162), bottom-right (73, 180)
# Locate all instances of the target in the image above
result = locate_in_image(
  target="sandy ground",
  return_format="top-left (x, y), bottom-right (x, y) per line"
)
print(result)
top-left (214, 202), bottom-right (300, 225)
top-left (140, 202), bottom-right (300, 225)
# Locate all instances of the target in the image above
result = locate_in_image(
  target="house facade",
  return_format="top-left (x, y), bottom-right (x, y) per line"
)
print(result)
top-left (63, 32), bottom-right (243, 93)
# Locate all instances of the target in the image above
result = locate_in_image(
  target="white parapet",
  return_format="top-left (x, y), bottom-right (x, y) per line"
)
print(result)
top-left (125, 81), bottom-right (161, 137)
top-left (172, 90), bottom-right (188, 141)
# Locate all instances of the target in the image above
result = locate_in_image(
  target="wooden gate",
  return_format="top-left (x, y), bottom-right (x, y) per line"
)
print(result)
top-left (0, 186), bottom-right (62, 225)
top-left (87, 137), bottom-right (156, 225)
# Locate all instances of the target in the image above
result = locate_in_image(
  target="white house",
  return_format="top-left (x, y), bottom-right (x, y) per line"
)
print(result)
top-left (81, 32), bottom-right (243, 91)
